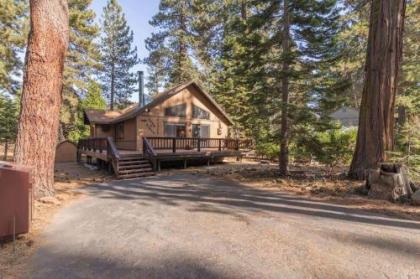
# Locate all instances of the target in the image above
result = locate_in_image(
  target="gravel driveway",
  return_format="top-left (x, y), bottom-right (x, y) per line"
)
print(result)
top-left (29, 173), bottom-right (420, 279)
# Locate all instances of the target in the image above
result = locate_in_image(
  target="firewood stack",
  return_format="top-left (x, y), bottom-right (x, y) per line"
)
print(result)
top-left (366, 164), bottom-right (419, 204)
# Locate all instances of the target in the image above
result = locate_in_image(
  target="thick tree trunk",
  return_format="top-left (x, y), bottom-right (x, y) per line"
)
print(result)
top-left (14, 0), bottom-right (69, 198)
top-left (279, 0), bottom-right (289, 176)
top-left (349, 0), bottom-right (406, 179)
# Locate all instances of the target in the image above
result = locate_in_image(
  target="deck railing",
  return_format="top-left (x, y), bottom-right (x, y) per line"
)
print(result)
top-left (146, 137), bottom-right (252, 153)
top-left (77, 137), bottom-right (121, 174)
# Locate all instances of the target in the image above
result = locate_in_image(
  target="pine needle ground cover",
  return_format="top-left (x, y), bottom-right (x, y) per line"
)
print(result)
top-left (172, 160), bottom-right (420, 221)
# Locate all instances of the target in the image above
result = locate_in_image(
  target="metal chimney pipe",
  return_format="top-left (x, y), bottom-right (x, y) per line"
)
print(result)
top-left (138, 71), bottom-right (144, 107)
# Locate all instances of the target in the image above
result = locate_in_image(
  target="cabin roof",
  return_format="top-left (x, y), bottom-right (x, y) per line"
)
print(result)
top-left (84, 81), bottom-right (234, 125)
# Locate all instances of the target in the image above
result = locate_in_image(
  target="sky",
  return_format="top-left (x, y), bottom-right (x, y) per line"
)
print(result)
top-left (91, 0), bottom-right (161, 101)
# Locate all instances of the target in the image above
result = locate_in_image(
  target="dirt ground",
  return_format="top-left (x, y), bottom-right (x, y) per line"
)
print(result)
top-left (0, 163), bottom-right (112, 279)
top-left (164, 160), bottom-right (420, 221)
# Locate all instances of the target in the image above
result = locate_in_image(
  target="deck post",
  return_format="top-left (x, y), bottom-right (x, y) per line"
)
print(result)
top-left (184, 159), bottom-right (187, 169)
top-left (218, 139), bottom-right (222, 151)
top-left (197, 138), bottom-right (201, 152)
top-left (172, 138), bottom-right (176, 153)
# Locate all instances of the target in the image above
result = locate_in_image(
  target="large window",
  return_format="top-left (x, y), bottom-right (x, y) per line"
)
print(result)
top-left (164, 123), bottom-right (186, 137)
top-left (192, 124), bottom-right (210, 138)
top-left (165, 104), bottom-right (186, 117)
top-left (192, 105), bottom-right (210, 120)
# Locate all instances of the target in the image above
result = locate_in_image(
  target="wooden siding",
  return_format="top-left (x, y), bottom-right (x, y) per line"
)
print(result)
top-left (92, 85), bottom-right (231, 152)
top-left (115, 117), bottom-right (137, 150)
top-left (136, 86), bottom-right (229, 151)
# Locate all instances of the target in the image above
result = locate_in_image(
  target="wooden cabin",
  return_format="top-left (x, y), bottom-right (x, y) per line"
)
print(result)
top-left (79, 81), bottom-right (251, 178)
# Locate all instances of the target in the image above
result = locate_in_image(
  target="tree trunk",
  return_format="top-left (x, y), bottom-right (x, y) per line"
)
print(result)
top-left (367, 164), bottom-right (413, 202)
top-left (110, 63), bottom-right (115, 110)
top-left (349, 0), bottom-right (406, 179)
top-left (3, 139), bottom-right (8, 161)
top-left (241, 0), bottom-right (247, 20)
top-left (14, 0), bottom-right (69, 198)
top-left (279, 0), bottom-right (290, 176)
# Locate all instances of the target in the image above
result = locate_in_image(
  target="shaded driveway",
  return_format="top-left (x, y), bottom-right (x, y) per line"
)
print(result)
top-left (29, 174), bottom-right (420, 278)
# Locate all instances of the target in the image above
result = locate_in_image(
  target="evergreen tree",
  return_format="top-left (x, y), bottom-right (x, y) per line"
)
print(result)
top-left (100, 0), bottom-right (138, 110)
top-left (81, 80), bottom-right (107, 110)
top-left (0, 0), bottom-right (27, 95)
top-left (349, 0), bottom-right (406, 179)
top-left (0, 93), bottom-right (18, 160)
top-left (68, 81), bottom-right (107, 141)
top-left (398, 0), bottom-right (419, 119)
top-left (145, 0), bottom-right (198, 90)
top-left (232, 0), bottom-right (347, 174)
top-left (190, 0), bottom-right (258, 137)
top-left (60, 0), bottom-right (101, 139)
top-left (15, 0), bottom-right (69, 198)
top-left (335, 1), bottom-right (370, 108)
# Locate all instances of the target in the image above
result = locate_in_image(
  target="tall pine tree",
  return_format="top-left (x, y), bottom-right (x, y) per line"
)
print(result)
top-left (60, 0), bottom-right (101, 139)
top-left (100, 0), bottom-right (138, 110)
top-left (233, 0), bottom-right (347, 174)
top-left (0, 0), bottom-right (27, 95)
top-left (349, 0), bottom-right (407, 178)
top-left (145, 0), bottom-right (198, 91)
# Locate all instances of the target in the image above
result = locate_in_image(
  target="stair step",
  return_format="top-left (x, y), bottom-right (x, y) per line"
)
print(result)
top-left (119, 168), bottom-right (153, 174)
top-left (120, 156), bottom-right (144, 160)
top-left (119, 163), bottom-right (151, 170)
top-left (119, 160), bottom-right (150, 165)
top-left (118, 172), bottom-right (155, 179)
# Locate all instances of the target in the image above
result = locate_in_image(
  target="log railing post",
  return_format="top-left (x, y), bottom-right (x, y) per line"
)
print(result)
top-left (172, 138), bottom-right (176, 153)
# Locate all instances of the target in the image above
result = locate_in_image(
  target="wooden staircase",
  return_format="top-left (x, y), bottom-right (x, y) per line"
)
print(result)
top-left (117, 155), bottom-right (155, 179)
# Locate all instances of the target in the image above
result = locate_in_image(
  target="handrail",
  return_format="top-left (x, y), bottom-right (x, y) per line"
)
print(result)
top-left (143, 137), bottom-right (157, 171)
top-left (143, 137), bottom-right (157, 157)
top-left (106, 137), bottom-right (120, 160)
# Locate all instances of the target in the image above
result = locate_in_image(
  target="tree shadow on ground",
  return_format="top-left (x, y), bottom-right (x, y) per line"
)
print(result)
top-left (321, 230), bottom-right (420, 259)
top-left (85, 174), bottom-right (420, 231)
top-left (29, 252), bottom-right (234, 279)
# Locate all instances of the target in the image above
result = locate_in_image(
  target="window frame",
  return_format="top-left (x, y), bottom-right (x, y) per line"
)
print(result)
top-left (164, 103), bottom-right (187, 117)
top-left (192, 104), bottom-right (210, 120)
top-left (164, 122), bottom-right (186, 138)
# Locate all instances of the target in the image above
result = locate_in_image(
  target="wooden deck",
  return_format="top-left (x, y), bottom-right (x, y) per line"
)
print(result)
top-left (77, 137), bottom-right (251, 176)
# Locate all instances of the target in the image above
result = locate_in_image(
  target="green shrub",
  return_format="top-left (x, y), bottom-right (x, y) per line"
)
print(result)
top-left (305, 128), bottom-right (357, 170)
top-left (255, 142), bottom-right (280, 161)
top-left (388, 118), bottom-right (420, 183)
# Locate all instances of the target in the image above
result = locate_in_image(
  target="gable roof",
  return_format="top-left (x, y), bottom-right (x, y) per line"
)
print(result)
top-left (84, 81), bottom-right (234, 125)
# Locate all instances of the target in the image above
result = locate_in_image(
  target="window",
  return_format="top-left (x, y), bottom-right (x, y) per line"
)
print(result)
top-left (116, 123), bottom-right (124, 139)
top-left (192, 124), bottom-right (210, 138)
top-left (192, 105), bottom-right (210, 120)
top-left (164, 123), bottom-right (186, 137)
top-left (165, 104), bottom-right (186, 117)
